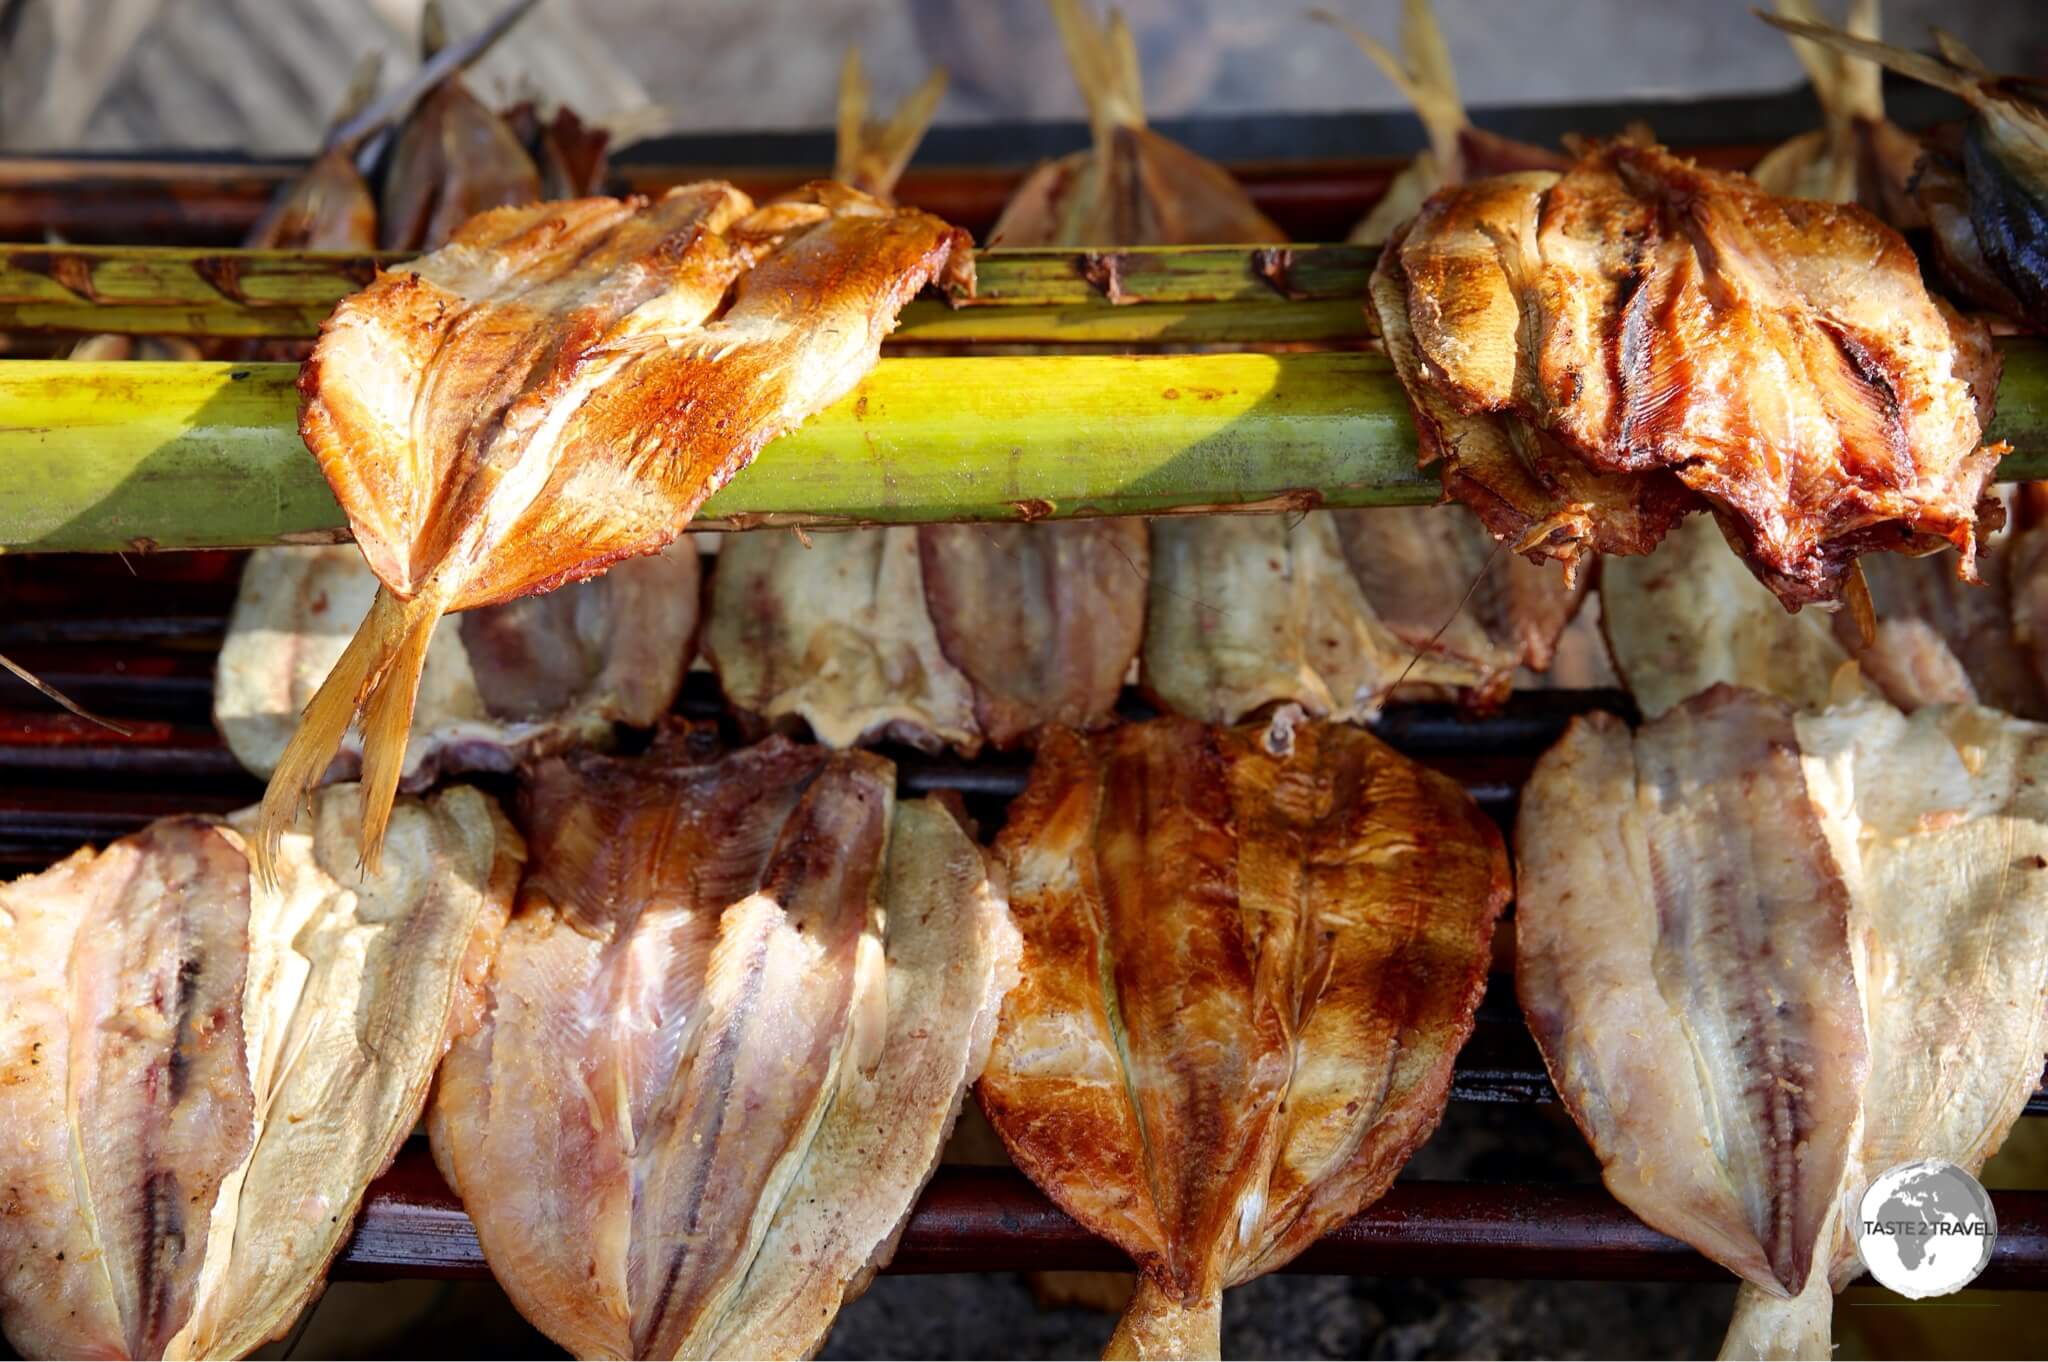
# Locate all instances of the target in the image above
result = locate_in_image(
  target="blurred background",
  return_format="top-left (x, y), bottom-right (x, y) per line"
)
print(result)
top-left (0, 0), bottom-right (2040, 154)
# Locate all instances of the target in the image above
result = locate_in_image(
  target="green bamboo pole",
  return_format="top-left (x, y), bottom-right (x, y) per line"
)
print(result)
top-left (1, 343), bottom-right (2040, 554)
top-left (0, 243), bottom-right (1375, 345)
top-left (0, 353), bottom-right (1425, 552)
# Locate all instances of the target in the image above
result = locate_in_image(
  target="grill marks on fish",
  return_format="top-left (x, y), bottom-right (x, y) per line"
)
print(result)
top-left (981, 717), bottom-right (1507, 1355)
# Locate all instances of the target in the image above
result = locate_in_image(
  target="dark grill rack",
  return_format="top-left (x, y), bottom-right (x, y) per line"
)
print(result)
top-left (2, 547), bottom-right (2043, 1289)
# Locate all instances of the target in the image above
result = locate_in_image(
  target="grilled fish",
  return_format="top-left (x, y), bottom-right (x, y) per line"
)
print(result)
top-left (1762, 13), bottom-right (2048, 329)
top-left (704, 38), bottom-right (1147, 752)
top-left (378, 1), bottom-right (542, 251)
top-left (980, 712), bottom-right (1509, 1358)
top-left (705, 526), bottom-right (981, 752)
top-left (1520, 684), bottom-right (2048, 1358)
top-left (429, 727), bottom-right (1016, 1359)
top-left (217, 542), bottom-right (698, 788)
top-left (1321, 0), bottom-right (1566, 248)
top-left (0, 784), bottom-right (522, 1360)
top-left (264, 180), bottom-right (971, 875)
top-left (1370, 136), bottom-right (2000, 607)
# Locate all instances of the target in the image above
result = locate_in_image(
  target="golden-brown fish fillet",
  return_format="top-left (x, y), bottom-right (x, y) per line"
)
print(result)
top-left (266, 180), bottom-right (971, 873)
top-left (1372, 138), bottom-right (2000, 607)
top-left (0, 785), bottom-right (521, 1361)
top-left (980, 713), bottom-right (1509, 1358)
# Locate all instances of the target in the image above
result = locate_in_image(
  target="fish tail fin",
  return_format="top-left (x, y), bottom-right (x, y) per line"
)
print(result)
top-left (353, 591), bottom-right (441, 873)
top-left (255, 586), bottom-right (438, 882)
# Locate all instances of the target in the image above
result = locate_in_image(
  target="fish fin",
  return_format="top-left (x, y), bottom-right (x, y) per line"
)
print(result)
top-left (1757, 11), bottom-right (1982, 104)
top-left (1315, 4), bottom-right (1467, 170)
top-left (1049, 0), bottom-right (1146, 142)
top-left (0, 651), bottom-right (132, 735)
top-left (353, 591), bottom-right (443, 873)
top-left (255, 585), bottom-right (436, 882)
top-left (1932, 27), bottom-right (1992, 75)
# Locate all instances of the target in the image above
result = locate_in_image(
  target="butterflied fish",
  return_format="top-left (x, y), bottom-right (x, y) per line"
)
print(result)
top-left (263, 179), bottom-right (971, 875)
top-left (1318, 0), bottom-right (1565, 248)
top-left (704, 526), bottom-right (981, 752)
top-left (0, 784), bottom-right (522, 1360)
top-left (247, 53), bottom-right (383, 253)
top-left (704, 41), bottom-right (1147, 752)
top-left (1372, 135), bottom-right (2001, 607)
top-left (217, 542), bottom-right (698, 788)
top-left (428, 727), bottom-right (1016, 1359)
top-left (979, 711), bottom-right (1509, 1358)
top-left (1762, 13), bottom-right (2048, 329)
top-left (1141, 510), bottom-right (1505, 722)
top-left (1605, 507), bottom-right (2043, 719)
top-left (701, 57), bottom-right (988, 754)
top-left (990, 0), bottom-right (1284, 248)
top-left (1520, 683), bottom-right (2048, 1358)
top-left (378, 0), bottom-right (543, 251)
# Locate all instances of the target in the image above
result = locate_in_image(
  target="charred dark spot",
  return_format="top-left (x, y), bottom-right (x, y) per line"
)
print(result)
top-left (1251, 247), bottom-right (1311, 300)
top-left (1080, 251), bottom-right (1131, 305)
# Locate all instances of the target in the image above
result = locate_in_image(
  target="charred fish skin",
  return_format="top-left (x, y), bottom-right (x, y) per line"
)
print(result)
top-left (1965, 119), bottom-right (2048, 323)
top-left (1517, 687), bottom-right (1868, 1301)
top-left (432, 730), bottom-right (1015, 1360)
top-left (1376, 133), bottom-right (1998, 607)
top-left (981, 714), bottom-right (1507, 1356)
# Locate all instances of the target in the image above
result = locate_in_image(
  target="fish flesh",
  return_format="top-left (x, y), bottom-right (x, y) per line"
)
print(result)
top-left (1519, 684), bottom-right (2048, 1357)
top-left (1604, 507), bottom-right (2045, 719)
top-left (700, 61), bottom-right (993, 755)
top-left (1141, 510), bottom-right (1523, 722)
top-left (0, 784), bottom-right (522, 1359)
top-left (1518, 686), bottom-right (1868, 1309)
top-left (1762, 13), bottom-right (2048, 329)
top-left (704, 38), bottom-right (1145, 752)
top-left (378, 2), bottom-right (542, 251)
top-left (217, 542), bottom-right (698, 788)
top-left (979, 711), bottom-right (1509, 1358)
top-left (265, 178), bottom-right (971, 873)
top-left (704, 526), bottom-right (981, 752)
top-left (1370, 135), bottom-right (2000, 607)
top-left (1321, 0), bottom-right (1566, 247)
top-left (920, 520), bottom-right (1149, 745)
top-left (428, 727), bottom-right (1016, 1359)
